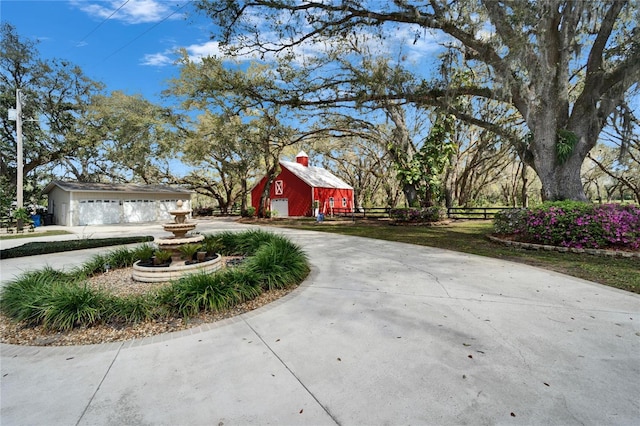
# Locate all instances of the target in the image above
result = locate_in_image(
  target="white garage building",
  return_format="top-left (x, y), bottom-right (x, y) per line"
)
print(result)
top-left (43, 181), bottom-right (193, 226)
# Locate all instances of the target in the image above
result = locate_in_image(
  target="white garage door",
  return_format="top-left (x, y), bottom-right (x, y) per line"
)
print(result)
top-left (158, 200), bottom-right (179, 221)
top-left (123, 200), bottom-right (157, 223)
top-left (270, 198), bottom-right (289, 218)
top-left (78, 200), bottom-right (120, 225)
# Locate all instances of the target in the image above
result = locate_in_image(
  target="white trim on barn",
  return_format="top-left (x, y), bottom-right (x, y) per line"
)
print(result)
top-left (43, 181), bottom-right (193, 226)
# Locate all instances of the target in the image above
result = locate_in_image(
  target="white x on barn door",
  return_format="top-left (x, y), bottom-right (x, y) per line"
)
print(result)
top-left (274, 180), bottom-right (283, 195)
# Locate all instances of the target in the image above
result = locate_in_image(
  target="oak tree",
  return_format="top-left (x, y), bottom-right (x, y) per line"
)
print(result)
top-left (195, 0), bottom-right (640, 201)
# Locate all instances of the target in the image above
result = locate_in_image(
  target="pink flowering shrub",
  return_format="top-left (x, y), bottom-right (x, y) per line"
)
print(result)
top-left (494, 202), bottom-right (640, 250)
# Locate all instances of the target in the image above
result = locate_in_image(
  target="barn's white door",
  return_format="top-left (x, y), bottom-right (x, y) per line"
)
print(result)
top-left (270, 198), bottom-right (289, 218)
top-left (78, 200), bottom-right (120, 225)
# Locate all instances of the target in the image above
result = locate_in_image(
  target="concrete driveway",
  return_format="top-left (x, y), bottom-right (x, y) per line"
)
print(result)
top-left (1, 220), bottom-right (639, 425)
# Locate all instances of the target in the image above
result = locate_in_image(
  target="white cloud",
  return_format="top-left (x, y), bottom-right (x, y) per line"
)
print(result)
top-left (184, 40), bottom-right (226, 61)
top-left (140, 40), bottom-right (229, 67)
top-left (140, 52), bottom-right (173, 66)
top-left (71, 0), bottom-right (187, 24)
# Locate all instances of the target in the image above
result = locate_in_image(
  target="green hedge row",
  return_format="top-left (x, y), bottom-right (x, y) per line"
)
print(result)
top-left (0, 236), bottom-right (155, 260)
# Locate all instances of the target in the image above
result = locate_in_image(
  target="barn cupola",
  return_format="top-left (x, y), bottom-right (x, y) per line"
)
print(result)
top-left (295, 151), bottom-right (309, 167)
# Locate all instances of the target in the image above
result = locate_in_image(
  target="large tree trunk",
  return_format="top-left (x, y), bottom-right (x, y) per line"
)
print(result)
top-left (520, 163), bottom-right (529, 208)
top-left (534, 157), bottom-right (587, 201)
top-left (527, 101), bottom-right (601, 202)
top-left (239, 178), bottom-right (248, 214)
top-left (402, 183), bottom-right (419, 207)
top-left (258, 163), bottom-right (279, 218)
top-left (529, 129), bottom-right (588, 201)
top-left (443, 147), bottom-right (459, 209)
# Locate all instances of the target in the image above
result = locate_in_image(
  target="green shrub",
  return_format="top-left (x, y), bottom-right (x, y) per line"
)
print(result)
top-left (154, 249), bottom-right (173, 264)
top-left (242, 206), bottom-right (256, 217)
top-left (493, 208), bottom-right (529, 235)
top-left (76, 253), bottom-right (110, 277)
top-left (389, 207), bottom-right (446, 223)
top-left (215, 231), bottom-right (242, 255)
top-left (179, 243), bottom-right (201, 260)
top-left (105, 246), bottom-right (139, 269)
top-left (133, 244), bottom-right (155, 262)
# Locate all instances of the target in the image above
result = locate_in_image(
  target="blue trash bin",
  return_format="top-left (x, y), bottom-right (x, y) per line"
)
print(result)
top-left (30, 214), bottom-right (41, 227)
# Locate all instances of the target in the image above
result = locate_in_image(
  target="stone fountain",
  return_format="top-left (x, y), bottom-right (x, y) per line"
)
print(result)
top-left (156, 200), bottom-right (205, 263)
top-left (132, 200), bottom-right (221, 282)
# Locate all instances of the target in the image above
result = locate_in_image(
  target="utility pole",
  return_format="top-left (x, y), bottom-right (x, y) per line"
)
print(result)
top-left (16, 88), bottom-right (23, 209)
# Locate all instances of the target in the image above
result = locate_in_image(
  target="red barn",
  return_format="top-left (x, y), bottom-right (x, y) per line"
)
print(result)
top-left (251, 151), bottom-right (354, 217)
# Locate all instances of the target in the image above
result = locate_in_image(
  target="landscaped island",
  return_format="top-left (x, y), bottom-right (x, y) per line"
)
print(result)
top-left (0, 230), bottom-right (309, 346)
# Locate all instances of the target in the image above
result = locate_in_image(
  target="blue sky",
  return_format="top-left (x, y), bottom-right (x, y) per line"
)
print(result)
top-left (1, 0), bottom-right (443, 107)
top-left (1, 0), bottom-right (225, 104)
top-left (1, 0), bottom-right (444, 180)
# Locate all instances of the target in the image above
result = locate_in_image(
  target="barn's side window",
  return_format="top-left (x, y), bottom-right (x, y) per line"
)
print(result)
top-left (342, 198), bottom-right (347, 207)
top-left (329, 197), bottom-right (334, 207)
top-left (275, 180), bottom-right (284, 195)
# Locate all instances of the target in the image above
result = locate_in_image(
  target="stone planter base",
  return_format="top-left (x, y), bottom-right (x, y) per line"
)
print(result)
top-left (132, 254), bottom-right (223, 283)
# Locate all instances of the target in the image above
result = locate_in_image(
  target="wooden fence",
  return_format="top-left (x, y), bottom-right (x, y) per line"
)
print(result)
top-left (329, 206), bottom-right (521, 220)
top-left (446, 207), bottom-right (521, 219)
top-left (193, 206), bottom-right (521, 220)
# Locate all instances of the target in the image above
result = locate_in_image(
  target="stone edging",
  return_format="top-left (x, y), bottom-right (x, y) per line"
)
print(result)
top-left (487, 235), bottom-right (640, 258)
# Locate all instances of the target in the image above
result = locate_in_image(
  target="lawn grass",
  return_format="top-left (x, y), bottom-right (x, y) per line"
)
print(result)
top-left (0, 230), bottom-right (71, 240)
top-left (262, 218), bottom-right (640, 294)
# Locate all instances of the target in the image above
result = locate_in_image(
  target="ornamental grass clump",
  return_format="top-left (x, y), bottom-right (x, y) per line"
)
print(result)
top-left (0, 268), bottom-right (108, 331)
top-left (40, 283), bottom-right (108, 331)
top-left (246, 236), bottom-right (310, 291)
top-left (494, 202), bottom-right (640, 250)
top-left (163, 269), bottom-right (262, 318)
top-left (215, 229), bottom-right (279, 256)
top-left (77, 246), bottom-right (142, 276)
top-left (0, 267), bottom-right (72, 325)
top-left (106, 293), bottom-right (159, 324)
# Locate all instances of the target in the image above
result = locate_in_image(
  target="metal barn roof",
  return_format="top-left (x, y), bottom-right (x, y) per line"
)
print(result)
top-left (280, 161), bottom-right (353, 190)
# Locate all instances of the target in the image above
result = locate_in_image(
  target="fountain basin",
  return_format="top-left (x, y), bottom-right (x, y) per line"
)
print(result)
top-left (132, 253), bottom-right (223, 283)
top-left (162, 223), bottom-right (198, 239)
top-left (169, 209), bottom-right (191, 224)
top-left (156, 234), bottom-right (205, 249)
